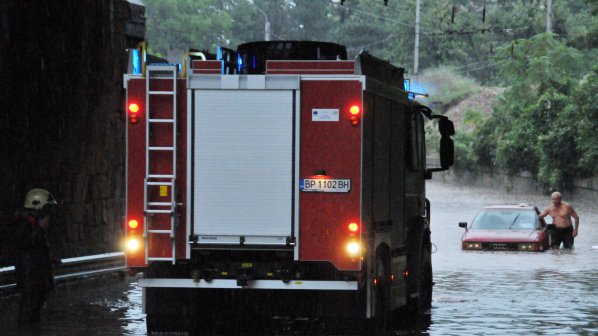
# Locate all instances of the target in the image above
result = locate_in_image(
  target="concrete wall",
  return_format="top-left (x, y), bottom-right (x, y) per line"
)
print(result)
top-left (0, 0), bottom-right (144, 264)
top-left (435, 169), bottom-right (598, 203)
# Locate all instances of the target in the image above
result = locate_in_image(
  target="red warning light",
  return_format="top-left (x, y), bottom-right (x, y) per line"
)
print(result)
top-left (128, 103), bottom-right (140, 113)
top-left (128, 103), bottom-right (140, 124)
top-left (349, 105), bottom-right (361, 126)
top-left (128, 219), bottom-right (139, 229)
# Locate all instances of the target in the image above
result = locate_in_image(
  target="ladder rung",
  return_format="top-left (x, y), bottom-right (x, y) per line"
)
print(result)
top-left (147, 174), bottom-right (174, 181)
top-left (148, 147), bottom-right (174, 151)
top-left (149, 91), bottom-right (175, 95)
top-left (147, 257), bottom-right (174, 261)
top-left (149, 119), bottom-right (175, 123)
top-left (147, 230), bottom-right (173, 234)
top-left (148, 202), bottom-right (172, 206)
top-left (146, 209), bottom-right (173, 214)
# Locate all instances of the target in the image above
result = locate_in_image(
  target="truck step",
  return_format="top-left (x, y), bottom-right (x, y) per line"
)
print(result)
top-left (148, 118), bottom-right (175, 123)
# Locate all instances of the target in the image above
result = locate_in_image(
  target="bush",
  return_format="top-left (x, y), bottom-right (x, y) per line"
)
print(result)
top-left (419, 66), bottom-right (480, 106)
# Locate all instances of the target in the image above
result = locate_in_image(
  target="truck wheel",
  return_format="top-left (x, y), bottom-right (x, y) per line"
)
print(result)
top-left (419, 242), bottom-right (433, 311)
top-left (374, 257), bottom-right (389, 336)
top-left (147, 313), bottom-right (192, 334)
top-left (145, 287), bottom-right (195, 334)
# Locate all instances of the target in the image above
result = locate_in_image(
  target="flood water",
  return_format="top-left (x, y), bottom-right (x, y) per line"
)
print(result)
top-left (426, 180), bottom-right (598, 336)
top-left (1, 180), bottom-right (597, 335)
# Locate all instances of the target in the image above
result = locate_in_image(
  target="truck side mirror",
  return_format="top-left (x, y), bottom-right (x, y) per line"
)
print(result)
top-left (439, 117), bottom-right (455, 137)
top-left (438, 116), bottom-right (455, 169)
top-left (459, 222), bottom-right (468, 229)
top-left (440, 136), bottom-right (454, 169)
top-left (424, 114), bottom-right (455, 178)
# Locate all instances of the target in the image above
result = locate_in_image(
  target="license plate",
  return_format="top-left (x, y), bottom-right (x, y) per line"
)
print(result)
top-left (300, 179), bottom-right (351, 193)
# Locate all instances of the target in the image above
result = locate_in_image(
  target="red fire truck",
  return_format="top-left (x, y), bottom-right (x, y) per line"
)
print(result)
top-left (124, 40), bottom-right (454, 334)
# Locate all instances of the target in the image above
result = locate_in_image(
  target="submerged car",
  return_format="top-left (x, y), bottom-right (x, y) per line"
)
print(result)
top-left (459, 204), bottom-right (550, 252)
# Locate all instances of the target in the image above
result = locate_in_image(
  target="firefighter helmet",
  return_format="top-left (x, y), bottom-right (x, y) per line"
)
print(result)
top-left (23, 188), bottom-right (58, 210)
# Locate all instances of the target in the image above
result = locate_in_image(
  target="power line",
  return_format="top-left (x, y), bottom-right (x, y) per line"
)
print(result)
top-left (423, 26), bottom-right (529, 37)
top-left (335, 3), bottom-right (421, 29)
top-left (454, 59), bottom-right (511, 74)
top-left (335, 2), bottom-right (530, 38)
top-left (346, 33), bottom-right (400, 52)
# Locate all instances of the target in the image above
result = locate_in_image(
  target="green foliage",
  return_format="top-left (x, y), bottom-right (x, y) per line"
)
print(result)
top-left (474, 32), bottom-right (594, 191)
top-left (144, 0), bottom-right (232, 55)
top-left (142, 1), bottom-right (596, 84)
top-left (453, 132), bottom-right (477, 171)
top-left (574, 66), bottom-right (598, 174)
top-left (419, 66), bottom-right (479, 105)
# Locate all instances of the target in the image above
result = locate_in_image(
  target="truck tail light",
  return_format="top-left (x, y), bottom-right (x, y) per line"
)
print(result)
top-left (126, 218), bottom-right (141, 253)
top-left (348, 222), bottom-right (359, 233)
top-left (128, 219), bottom-right (139, 229)
top-left (349, 104), bottom-right (361, 126)
top-left (128, 103), bottom-right (140, 124)
top-left (346, 241), bottom-right (361, 257)
top-left (127, 237), bottom-right (141, 252)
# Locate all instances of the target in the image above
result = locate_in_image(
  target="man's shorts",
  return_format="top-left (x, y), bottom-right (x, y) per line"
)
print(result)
top-left (551, 226), bottom-right (574, 249)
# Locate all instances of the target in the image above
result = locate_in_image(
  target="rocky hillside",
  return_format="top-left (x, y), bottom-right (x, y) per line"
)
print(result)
top-left (443, 86), bottom-right (504, 133)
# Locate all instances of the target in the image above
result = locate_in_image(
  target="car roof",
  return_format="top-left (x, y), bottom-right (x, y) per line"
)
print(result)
top-left (482, 203), bottom-right (537, 211)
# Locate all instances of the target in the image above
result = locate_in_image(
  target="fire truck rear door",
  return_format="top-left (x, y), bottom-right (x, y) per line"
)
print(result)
top-left (191, 80), bottom-right (297, 246)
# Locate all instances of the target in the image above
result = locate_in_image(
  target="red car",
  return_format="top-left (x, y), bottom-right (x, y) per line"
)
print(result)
top-left (459, 204), bottom-right (551, 252)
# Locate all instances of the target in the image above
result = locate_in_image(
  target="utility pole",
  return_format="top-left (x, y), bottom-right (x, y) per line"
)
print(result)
top-left (252, 2), bottom-right (271, 41)
top-left (546, 0), bottom-right (553, 33)
top-left (413, 0), bottom-right (420, 76)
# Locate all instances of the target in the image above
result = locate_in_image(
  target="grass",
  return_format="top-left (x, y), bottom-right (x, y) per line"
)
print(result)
top-left (417, 66), bottom-right (480, 106)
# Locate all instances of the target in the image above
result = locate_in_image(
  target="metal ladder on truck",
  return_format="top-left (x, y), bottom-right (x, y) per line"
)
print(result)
top-left (143, 65), bottom-right (178, 264)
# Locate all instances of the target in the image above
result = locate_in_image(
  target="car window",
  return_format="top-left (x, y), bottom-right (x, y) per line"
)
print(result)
top-left (471, 209), bottom-right (539, 230)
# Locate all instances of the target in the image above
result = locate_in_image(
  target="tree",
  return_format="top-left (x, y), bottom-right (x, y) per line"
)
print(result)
top-left (144, 0), bottom-right (232, 55)
top-left (476, 33), bottom-right (582, 191)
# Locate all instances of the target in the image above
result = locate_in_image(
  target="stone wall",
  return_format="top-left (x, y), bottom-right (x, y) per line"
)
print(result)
top-left (0, 0), bottom-right (144, 264)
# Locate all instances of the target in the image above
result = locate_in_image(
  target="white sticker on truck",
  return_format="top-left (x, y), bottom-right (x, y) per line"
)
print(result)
top-left (312, 109), bottom-right (339, 122)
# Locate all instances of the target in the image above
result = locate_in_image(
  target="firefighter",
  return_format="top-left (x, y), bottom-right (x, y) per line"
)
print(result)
top-left (14, 188), bottom-right (58, 324)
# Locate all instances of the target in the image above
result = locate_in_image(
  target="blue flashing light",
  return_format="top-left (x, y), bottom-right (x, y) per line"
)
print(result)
top-left (404, 79), bottom-right (429, 100)
top-left (217, 47), bottom-right (225, 74)
top-left (252, 56), bottom-right (256, 69)
top-left (132, 49), bottom-right (141, 74)
top-left (237, 54), bottom-right (243, 73)
top-left (404, 79), bottom-right (414, 100)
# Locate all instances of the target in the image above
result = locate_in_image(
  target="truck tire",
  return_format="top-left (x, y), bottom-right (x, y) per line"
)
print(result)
top-left (407, 232), bottom-right (433, 314)
top-left (419, 234), bottom-right (433, 311)
top-left (145, 287), bottom-right (195, 335)
top-left (406, 223), bottom-right (424, 315)
top-left (147, 313), bottom-right (194, 334)
top-left (374, 257), bottom-right (390, 336)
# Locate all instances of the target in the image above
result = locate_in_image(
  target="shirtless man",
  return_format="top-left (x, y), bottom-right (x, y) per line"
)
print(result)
top-left (539, 191), bottom-right (579, 249)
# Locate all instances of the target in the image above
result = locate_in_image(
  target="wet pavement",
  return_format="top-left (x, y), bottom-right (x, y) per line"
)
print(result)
top-left (1, 180), bottom-right (597, 335)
